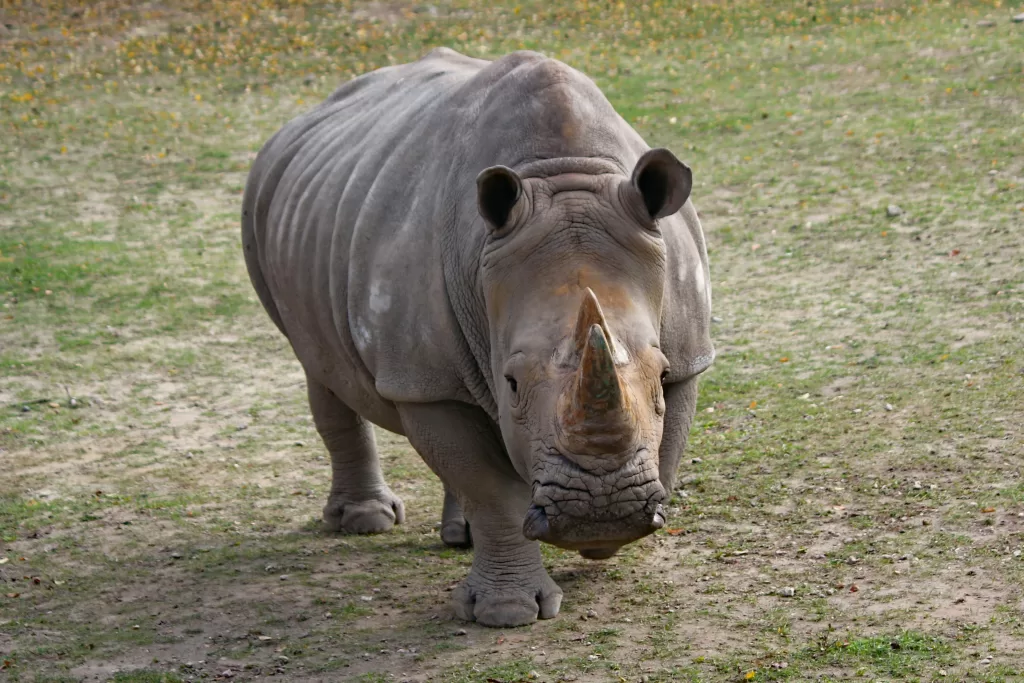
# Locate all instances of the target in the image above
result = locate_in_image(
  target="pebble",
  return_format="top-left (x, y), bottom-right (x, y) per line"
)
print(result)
top-left (913, 481), bottom-right (923, 490)
top-left (885, 403), bottom-right (894, 411)
top-left (976, 19), bottom-right (996, 27)
top-left (455, 628), bottom-right (467, 636)
top-left (711, 316), bottom-right (723, 323)
top-left (886, 204), bottom-right (903, 217)
top-left (1014, 13), bottom-right (1024, 23)
top-left (279, 574), bottom-right (289, 581)
top-left (778, 586), bottom-right (795, 597)
top-left (691, 457), bottom-right (702, 464)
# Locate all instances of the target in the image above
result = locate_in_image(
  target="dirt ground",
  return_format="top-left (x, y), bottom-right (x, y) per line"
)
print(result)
top-left (1, 1), bottom-right (1022, 681)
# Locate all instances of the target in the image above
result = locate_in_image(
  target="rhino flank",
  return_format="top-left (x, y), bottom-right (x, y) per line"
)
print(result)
top-left (242, 47), bottom-right (714, 627)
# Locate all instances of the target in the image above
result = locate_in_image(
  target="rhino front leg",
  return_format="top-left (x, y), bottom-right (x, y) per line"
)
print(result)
top-left (306, 377), bottom-right (405, 534)
top-left (441, 487), bottom-right (472, 548)
top-left (398, 401), bottom-right (562, 627)
top-left (658, 377), bottom-right (700, 494)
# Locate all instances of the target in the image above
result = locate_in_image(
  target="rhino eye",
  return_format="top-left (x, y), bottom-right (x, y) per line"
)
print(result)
top-left (505, 376), bottom-right (518, 393)
top-left (660, 369), bottom-right (670, 384)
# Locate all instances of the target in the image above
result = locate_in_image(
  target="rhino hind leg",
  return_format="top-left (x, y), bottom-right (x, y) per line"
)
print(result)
top-left (306, 377), bottom-right (405, 534)
top-left (440, 488), bottom-right (472, 548)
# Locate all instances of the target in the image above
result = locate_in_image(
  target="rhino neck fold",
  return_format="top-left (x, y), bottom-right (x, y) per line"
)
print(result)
top-left (440, 192), bottom-right (499, 422)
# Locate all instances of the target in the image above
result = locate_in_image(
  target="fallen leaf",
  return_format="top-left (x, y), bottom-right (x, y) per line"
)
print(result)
top-left (981, 507), bottom-right (996, 513)
top-left (779, 357), bottom-right (789, 363)
top-left (749, 401), bottom-right (758, 409)
top-left (5, 593), bottom-right (19, 598)
top-left (950, 249), bottom-right (960, 257)
top-left (665, 528), bottom-right (686, 536)
top-left (745, 671), bottom-right (757, 680)
top-left (849, 584), bottom-right (859, 593)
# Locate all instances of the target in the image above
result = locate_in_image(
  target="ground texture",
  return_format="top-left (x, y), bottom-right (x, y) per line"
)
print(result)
top-left (1, 1), bottom-right (1023, 681)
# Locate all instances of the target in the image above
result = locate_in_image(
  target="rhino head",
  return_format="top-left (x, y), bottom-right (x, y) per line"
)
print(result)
top-left (476, 148), bottom-right (692, 559)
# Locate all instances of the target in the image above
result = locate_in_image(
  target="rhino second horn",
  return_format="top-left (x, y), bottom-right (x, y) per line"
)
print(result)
top-left (573, 288), bottom-right (615, 358)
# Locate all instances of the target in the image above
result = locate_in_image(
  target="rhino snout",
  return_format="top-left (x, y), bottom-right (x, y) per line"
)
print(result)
top-left (522, 504), bottom-right (550, 541)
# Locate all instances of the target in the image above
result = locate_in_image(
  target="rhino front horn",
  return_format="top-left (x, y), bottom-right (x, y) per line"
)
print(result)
top-left (576, 323), bottom-right (623, 415)
top-left (573, 288), bottom-right (614, 358)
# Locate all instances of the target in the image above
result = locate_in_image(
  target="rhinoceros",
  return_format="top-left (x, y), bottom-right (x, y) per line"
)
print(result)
top-left (241, 48), bottom-right (714, 627)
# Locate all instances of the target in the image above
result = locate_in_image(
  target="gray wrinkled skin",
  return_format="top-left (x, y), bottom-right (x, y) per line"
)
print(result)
top-left (242, 48), bottom-right (714, 627)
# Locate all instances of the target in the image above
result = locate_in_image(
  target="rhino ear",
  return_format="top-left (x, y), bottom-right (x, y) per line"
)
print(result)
top-left (630, 148), bottom-right (692, 220)
top-left (477, 165), bottom-right (522, 232)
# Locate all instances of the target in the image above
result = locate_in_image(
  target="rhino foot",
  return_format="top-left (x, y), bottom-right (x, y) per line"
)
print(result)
top-left (441, 519), bottom-right (472, 548)
top-left (440, 488), bottom-right (472, 548)
top-left (322, 489), bottom-right (405, 534)
top-left (453, 569), bottom-right (562, 627)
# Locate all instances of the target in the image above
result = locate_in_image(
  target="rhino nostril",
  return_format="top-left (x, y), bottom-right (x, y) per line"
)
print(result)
top-left (523, 505), bottom-right (550, 540)
top-left (650, 503), bottom-right (666, 529)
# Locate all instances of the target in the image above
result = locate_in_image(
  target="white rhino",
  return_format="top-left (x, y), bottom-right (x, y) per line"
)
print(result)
top-left (242, 48), bottom-right (714, 627)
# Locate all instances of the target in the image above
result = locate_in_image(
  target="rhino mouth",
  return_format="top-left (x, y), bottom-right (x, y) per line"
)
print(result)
top-left (523, 448), bottom-right (667, 552)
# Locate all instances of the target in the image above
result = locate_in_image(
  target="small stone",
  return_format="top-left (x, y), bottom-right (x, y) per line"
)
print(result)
top-left (359, 595), bottom-right (373, 601)
top-left (778, 586), bottom-right (795, 597)
top-left (913, 481), bottom-right (923, 490)
top-left (21, 405), bottom-right (30, 413)
top-left (264, 564), bottom-right (277, 572)
top-left (279, 574), bottom-right (289, 581)
top-left (1013, 550), bottom-right (1021, 558)
top-left (221, 671), bottom-right (234, 679)
top-left (1013, 13), bottom-right (1024, 23)
top-left (691, 457), bottom-right (702, 464)
top-left (69, 397), bottom-right (79, 408)
top-left (976, 19), bottom-right (995, 27)
top-left (455, 628), bottom-right (467, 636)
top-left (294, 440), bottom-right (306, 447)
top-left (275, 655), bottom-right (289, 663)
top-left (886, 204), bottom-right (903, 217)
top-left (711, 316), bottom-right (723, 323)
top-left (528, 672), bottom-right (539, 680)
top-left (885, 403), bottom-right (894, 411)
top-left (170, 552), bottom-right (182, 559)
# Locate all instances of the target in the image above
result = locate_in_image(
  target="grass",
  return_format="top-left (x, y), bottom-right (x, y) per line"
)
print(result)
top-left (1, 0), bottom-right (1023, 681)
